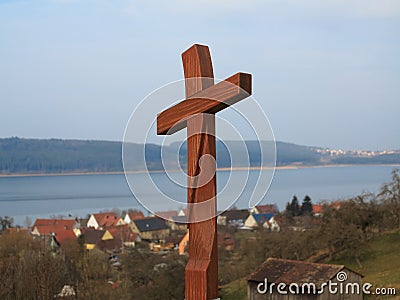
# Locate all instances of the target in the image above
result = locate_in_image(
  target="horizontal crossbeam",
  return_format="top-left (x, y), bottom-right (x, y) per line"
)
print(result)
top-left (157, 72), bottom-right (251, 135)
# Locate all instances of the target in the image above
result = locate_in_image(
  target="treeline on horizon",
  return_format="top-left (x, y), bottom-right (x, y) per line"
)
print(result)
top-left (0, 137), bottom-right (399, 175)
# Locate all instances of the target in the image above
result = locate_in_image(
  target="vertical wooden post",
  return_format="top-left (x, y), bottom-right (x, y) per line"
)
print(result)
top-left (183, 45), bottom-right (219, 300)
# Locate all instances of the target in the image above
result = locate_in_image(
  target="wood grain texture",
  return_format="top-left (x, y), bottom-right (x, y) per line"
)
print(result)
top-left (157, 72), bottom-right (251, 135)
top-left (182, 44), bottom-right (218, 300)
top-left (156, 44), bottom-right (252, 300)
top-left (182, 44), bottom-right (214, 97)
top-left (186, 113), bottom-right (218, 300)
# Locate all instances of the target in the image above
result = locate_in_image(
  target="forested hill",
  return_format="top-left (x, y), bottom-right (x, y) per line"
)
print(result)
top-left (0, 137), bottom-right (398, 175)
top-left (0, 138), bottom-right (123, 174)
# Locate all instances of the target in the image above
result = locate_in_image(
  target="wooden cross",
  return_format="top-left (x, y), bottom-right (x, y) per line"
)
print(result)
top-left (157, 44), bottom-right (252, 300)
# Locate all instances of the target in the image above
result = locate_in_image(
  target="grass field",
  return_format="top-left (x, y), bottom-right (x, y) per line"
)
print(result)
top-left (330, 230), bottom-right (400, 292)
top-left (220, 278), bottom-right (247, 300)
top-left (220, 230), bottom-right (400, 299)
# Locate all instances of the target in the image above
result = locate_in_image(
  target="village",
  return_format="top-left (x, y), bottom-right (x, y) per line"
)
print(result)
top-left (1, 200), bottom-right (361, 299)
top-left (1, 159), bottom-right (399, 300)
top-left (1, 171), bottom-right (399, 300)
top-left (10, 203), bottom-right (287, 257)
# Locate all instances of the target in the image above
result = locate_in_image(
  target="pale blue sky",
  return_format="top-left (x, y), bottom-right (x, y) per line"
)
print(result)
top-left (0, 0), bottom-right (399, 150)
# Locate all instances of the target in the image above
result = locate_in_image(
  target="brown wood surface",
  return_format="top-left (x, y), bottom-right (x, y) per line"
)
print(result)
top-left (157, 72), bottom-right (251, 135)
top-left (156, 44), bottom-right (252, 300)
top-left (186, 113), bottom-right (218, 300)
top-left (182, 44), bottom-right (218, 300)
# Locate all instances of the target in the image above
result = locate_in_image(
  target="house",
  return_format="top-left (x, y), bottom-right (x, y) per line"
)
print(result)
top-left (244, 213), bottom-right (275, 229)
top-left (154, 210), bottom-right (178, 220)
top-left (105, 225), bottom-right (141, 248)
top-left (123, 210), bottom-right (145, 224)
top-left (81, 228), bottom-right (113, 250)
top-left (313, 202), bottom-right (342, 217)
top-left (164, 235), bottom-right (182, 248)
top-left (52, 229), bottom-right (77, 246)
top-left (247, 258), bottom-right (363, 300)
top-left (249, 204), bottom-right (278, 215)
top-left (130, 217), bottom-right (170, 240)
top-left (262, 216), bottom-right (280, 232)
top-left (167, 216), bottom-right (188, 231)
top-left (312, 204), bottom-right (324, 217)
top-left (151, 235), bottom-right (182, 252)
top-left (83, 226), bottom-right (138, 252)
top-left (32, 225), bottom-right (81, 238)
top-left (178, 230), bottom-right (234, 253)
top-left (31, 219), bottom-right (81, 238)
top-left (217, 209), bottom-right (249, 226)
top-left (178, 208), bottom-right (188, 216)
top-left (87, 212), bottom-right (112, 229)
top-left (99, 215), bottom-right (125, 227)
top-left (87, 212), bottom-right (125, 229)
top-left (31, 223), bottom-right (78, 248)
top-left (32, 218), bottom-right (78, 231)
top-left (151, 241), bottom-right (175, 252)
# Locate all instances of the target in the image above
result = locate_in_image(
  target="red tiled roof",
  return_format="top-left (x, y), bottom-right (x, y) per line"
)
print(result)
top-left (127, 211), bottom-right (145, 220)
top-left (33, 219), bottom-right (75, 229)
top-left (98, 215), bottom-right (123, 227)
top-left (155, 210), bottom-right (178, 220)
top-left (93, 212), bottom-right (116, 223)
top-left (32, 224), bottom-right (76, 245)
top-left (255, 204), bottom-right (277, 214)
top-left (54, 230), bottom-right (77, 245)
top-left (34, 224), bottom-right (76, 235)
top-left (313, 204), bottom-right (323, 214)
top-left (313, 202), bottom-right (342, 214)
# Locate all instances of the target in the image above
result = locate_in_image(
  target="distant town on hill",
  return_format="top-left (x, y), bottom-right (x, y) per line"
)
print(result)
top-left (0, 137), bottom-right (399, 175)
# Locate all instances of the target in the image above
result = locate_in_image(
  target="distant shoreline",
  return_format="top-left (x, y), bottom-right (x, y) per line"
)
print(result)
top-left (1, 164), bottom-right (399, 178)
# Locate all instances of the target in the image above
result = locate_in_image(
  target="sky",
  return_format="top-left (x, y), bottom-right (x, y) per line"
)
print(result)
top-left (0, 0), bottom-right (399, 150)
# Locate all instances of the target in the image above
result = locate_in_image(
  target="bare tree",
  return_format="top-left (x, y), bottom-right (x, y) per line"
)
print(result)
top-left (378, 169), bottom-right (400, 229)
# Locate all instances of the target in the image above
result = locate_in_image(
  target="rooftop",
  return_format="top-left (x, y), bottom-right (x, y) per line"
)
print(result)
top-left (221, 209), bottom-right (249, 221)
top-left (252, 213), bottom-right (274, 224)
top-left (255, 204), bottom-right (278, 214)
top-left (133, 217), bottom-right (168, 232)
top-left (33, 218), bottom-right (76, 229)
top-left (155, 210), bottom-right (178, 220)
top-left (248, 258), bottom-right (362, 285)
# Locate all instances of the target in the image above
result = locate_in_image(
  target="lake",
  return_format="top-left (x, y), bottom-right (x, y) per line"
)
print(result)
top-left (0, 165), bottom-right (397, 226)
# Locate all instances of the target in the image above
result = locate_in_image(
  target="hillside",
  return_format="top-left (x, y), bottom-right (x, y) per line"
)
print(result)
top-left (220, 230), bottom-right (400, 299)
top-left (330, 230), bottom-right (400, 291)
top-left (0, 137), bottom-right (398, 175)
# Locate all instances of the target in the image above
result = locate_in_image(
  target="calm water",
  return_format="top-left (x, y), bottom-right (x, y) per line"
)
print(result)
top-left (0, 165), bottom-right (397, 226)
